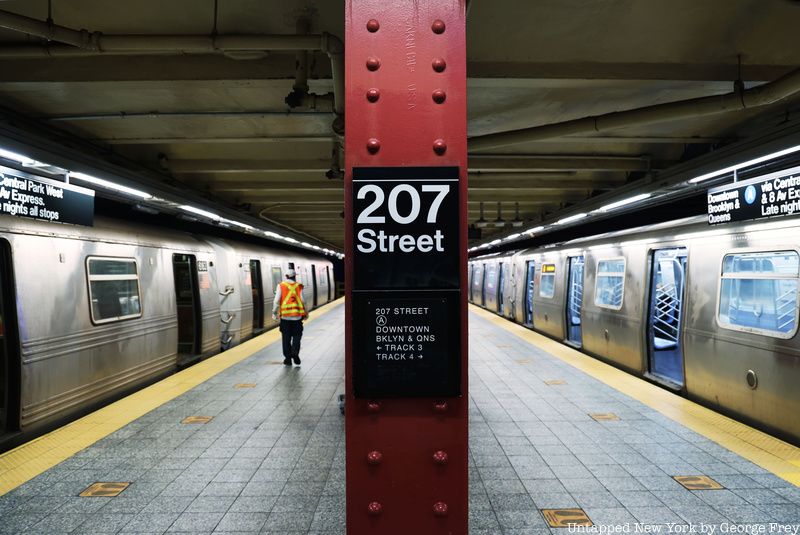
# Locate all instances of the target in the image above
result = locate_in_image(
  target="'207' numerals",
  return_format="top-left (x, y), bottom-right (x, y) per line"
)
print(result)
top-left (357, 184), bottom-right (449, 225)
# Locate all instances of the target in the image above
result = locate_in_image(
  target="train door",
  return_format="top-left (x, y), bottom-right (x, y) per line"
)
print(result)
top-left (311, 264), bottom-right (319, 308)
top-left (524, 260), bottom-right (536, 326)
top-left (0, 240), bottom-right (18, 434)
top-left (480, 263), bottom-right (487, 306)
top-left (326, 266), bottom-right (332, 301)
top-left (647, 247), bottom-right (688, 386)
top-left (173, 254), bottom-right (202, 355)
top-left (250, 259), bottom-right (264, 332)
top-left (498, 262), bottom-right (505, 315)
top-left (566, 256), bottom-right (585, 346)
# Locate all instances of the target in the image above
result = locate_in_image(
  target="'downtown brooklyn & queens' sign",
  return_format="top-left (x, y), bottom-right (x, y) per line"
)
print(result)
top-left (707, 165), bottom-right (800, 225)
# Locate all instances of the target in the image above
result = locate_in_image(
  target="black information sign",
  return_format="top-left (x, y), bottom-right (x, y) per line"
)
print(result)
top-left (352, 293), bottom-right (460, 398)
top-left (707, 165), bottom-right (800, 225)
top-left (0, 167), bottom-right (94, 226)
top-left (352, 166), bottom-right (462, 398)
top-left (353, 166), bottom-right (459, 289)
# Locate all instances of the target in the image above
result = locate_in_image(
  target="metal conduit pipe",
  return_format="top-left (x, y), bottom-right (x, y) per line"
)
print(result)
top-left (0, 9), bottom-right (344, 115)
top-left (469, 65), bottom-right (800, 151)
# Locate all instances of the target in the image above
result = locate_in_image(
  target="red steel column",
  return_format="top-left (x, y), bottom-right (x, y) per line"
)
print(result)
top-left (344, 1), bottom-right (468, 534)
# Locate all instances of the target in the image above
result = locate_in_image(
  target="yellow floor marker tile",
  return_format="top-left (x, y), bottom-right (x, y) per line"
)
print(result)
top-left (544, 379), bottom-right (566, 385)
top-left (471, 304), bottom-right (800, 487)
top-left (590, 413), bottom-right (620, 421)
top-left (234, 383), bottom-right (257, 389)
top-left (79, 482), bottom-right (130, 497)
top-left (0, 299), bottom-right (343, 496)
top-left (542, 508), bottom-right (593, 527)
top-left (674, 475), bottom-right (724, 490)
top-left (181, 416), bottom-right (213, 424)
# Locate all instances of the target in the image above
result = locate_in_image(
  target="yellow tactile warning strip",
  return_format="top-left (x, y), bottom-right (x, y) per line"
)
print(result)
top-left (0, 299), bottom-right (343, 497)
top-left (470, 304), bottom-right (800, 487)
top-left (79, 482), bottom-right (130, 497)
top-left (234, 383), bottom-right (257, 389)
top-left (673, 475), bottom-right (725, 490)
top-left (181, 416), bottom-right (213, 424)
top-left (541, 508), bottom-right (593, 528)
top-left (590, 413), bottom-right (620, 421)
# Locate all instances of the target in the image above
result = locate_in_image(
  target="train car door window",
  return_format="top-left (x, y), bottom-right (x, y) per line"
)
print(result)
top-left (311, 264), bottom-right (319, 308)
top-left (498, 262), bottom-right (505, 315)
top-left (525, 260), bottom-right (536, 326)
top-left (250, 259), bottom-right (264, 332)
top-left (566, 256), bottom-right (585, 346)
top-left (271, 266), bottom-right (282, 291)
top-left (0, 239), bottom-right (18, 434)
top-left (172, 254), bottom-right (202, 355)
top-left (647, 248), bottom-right (688, 386)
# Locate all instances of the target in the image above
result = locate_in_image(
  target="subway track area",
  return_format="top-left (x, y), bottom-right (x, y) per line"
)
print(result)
top-left (0, 303), bottom-right (799, 534)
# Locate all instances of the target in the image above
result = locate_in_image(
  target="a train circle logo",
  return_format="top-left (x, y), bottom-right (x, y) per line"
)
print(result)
top-left (744, 185), bottom-right (757, 204)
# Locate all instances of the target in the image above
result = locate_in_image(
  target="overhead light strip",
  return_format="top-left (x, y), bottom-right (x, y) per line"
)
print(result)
top-left (688, 144), bottom-right (800, 184)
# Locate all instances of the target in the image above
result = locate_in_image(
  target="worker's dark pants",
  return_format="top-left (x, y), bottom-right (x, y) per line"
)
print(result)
top-left (279, 319), bottom-right (303, 358)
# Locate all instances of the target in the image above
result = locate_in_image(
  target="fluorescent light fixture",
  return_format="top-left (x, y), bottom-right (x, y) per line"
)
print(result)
top-left (504, 233), bottom-right (521, 241)
top-left (312, 245), bottom-right (321, 250)
top-left (0, 148), bottom-right (37, 166)
top-left (179, 205), bottom-right (220, 220)
top-left (689, 144), bottom-right (800, 184)
top-left (71, 172), bottom-right (153, 200)
top-left (479, 243), bottom-right (490, 248)
top-left (597, 193), bottom-right (651, 212)
top-left (284, 237), bottom-right (299, 243)
top-left (555, 213), bottom-right (587, 225)
top-left (224, 219), bottom-right (254, 230)
top-left (525, 225), bottom-right (544, 234)
top-left (301, 241), bottom-right (312, 248)
top-left (489, 239), bottom-right (502, 245)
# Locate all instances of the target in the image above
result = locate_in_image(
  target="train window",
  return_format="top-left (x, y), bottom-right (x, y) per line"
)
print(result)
top-left (540, 263), bottom-right (556, 298)
top-left (271, 267), bottom-right (282, 290)
top-left (718, 250), bottom-right (799, 338)
top-left (86, 257), bottom-right (142, 324)
top-left (595, 258), bottom-right (626, 309)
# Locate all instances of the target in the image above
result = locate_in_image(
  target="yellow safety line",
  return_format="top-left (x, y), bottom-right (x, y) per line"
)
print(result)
top-left (470, 304), bottom-right (800, 487)
top-left (0, 299), bottom-right (343, 496)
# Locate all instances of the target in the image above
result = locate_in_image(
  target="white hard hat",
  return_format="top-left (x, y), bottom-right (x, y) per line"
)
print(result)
top-left (286, 269), bottom-right (296, 278)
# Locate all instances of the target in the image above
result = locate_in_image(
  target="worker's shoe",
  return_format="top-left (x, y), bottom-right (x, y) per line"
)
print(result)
top-left (292, 355), bottom-right (301, 365)
top-left (283, 358), bottom-right (292, 366)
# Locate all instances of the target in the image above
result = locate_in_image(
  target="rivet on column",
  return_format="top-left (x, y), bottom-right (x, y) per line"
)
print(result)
top-left (368, 501), bottom-right (383, 516)
top-left (433, 139), bottom-right (447, 155)
top-left (432, 58), bottom-right (447, 72)
top-left (367, 401), bottom-right (382, 412)
top-left (433, 450), bottom-right (449, 465)
top-left (366, 19), bottom-right (380, 32)
top-left (431, 19), bottom-right (446, 34)
top-left (432, 89), bottom-right (446, 104)
top-left (367, 138), bottom-right (381, 154)
top-left (367, 450), bottom-right (383, 465)
top-left (433, 400), bottom-right (448, 412)
top-left (433, 501), bottom-right (449, 517)
top-left (366, 88), bottom-right (380, 103)
top-left (366, 57), bottom-right (381, 71)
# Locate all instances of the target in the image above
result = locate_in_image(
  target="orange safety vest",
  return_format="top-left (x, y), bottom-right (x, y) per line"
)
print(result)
top-left (279, 281), bottom-right (306, 317)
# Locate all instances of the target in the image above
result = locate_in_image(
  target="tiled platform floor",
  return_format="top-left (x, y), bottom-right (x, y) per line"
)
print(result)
top-left (0, 303), bottom-right (799, 534)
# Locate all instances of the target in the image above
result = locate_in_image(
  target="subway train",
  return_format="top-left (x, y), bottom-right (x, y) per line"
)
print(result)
top-left (0, 214), bottom-right (335, 451)
top-left (470, 215), bottom-right (800, 445)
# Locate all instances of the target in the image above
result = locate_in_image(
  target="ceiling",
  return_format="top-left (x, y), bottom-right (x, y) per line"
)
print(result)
top-left (0, 0), bottom-right (799, 249)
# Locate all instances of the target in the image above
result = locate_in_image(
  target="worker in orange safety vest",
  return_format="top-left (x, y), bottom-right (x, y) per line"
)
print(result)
top-left (271, 268), bottom-right (308, 365)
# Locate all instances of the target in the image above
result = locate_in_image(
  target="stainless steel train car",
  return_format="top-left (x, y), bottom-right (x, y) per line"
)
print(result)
top-left (0, 215), bottom-right (335, 450)
top-left (470, 215), bottom-right (800, 444)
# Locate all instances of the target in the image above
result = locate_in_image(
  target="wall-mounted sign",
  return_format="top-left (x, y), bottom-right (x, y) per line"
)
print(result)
top-left (352, 166), bottom-right (462, 398)
top-left (708, 165), bottom-right (800, 225)
top-left (352, 295), bottom-right (460, 397)
top-left (0, 166), bottom-right (94, 226)
top-left (353, 166), bottom-right (459, 289)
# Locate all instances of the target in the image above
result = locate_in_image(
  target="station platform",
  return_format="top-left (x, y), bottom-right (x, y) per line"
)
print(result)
top-left (1, 301), bottom-right (799, 534)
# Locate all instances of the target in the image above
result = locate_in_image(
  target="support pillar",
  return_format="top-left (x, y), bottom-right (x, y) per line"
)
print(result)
top-left (344, 1), bottom-right (468, 533)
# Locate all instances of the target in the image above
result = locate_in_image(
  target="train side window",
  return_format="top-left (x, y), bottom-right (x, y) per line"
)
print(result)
top-left (595, 258), bottom-right (626, 310)
top-left (86, 257), bottom-right (142, 324)
top-left (718, 250), bottom-right (799, 338)
top-left (540, 263), bottom-right (556, 298)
